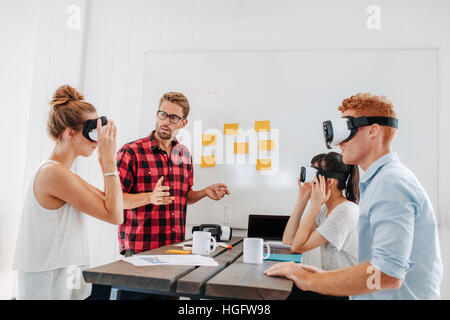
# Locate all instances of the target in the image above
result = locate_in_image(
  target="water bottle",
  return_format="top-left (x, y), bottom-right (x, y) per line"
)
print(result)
top-left (222, 205), bottom-right (231, 227)
top-left (221, 205), bottom-right (232, 242)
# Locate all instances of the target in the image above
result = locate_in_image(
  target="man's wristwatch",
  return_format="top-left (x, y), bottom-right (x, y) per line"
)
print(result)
top-left (104, 171), bottom-right (119, 177)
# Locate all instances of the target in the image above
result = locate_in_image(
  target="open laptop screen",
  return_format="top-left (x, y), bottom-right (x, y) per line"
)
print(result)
top-left (247, 214), bottom-right (290, 240)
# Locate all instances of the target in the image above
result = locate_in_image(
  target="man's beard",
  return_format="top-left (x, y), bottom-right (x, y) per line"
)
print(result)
top-left (156, 126), bottom-right (172, 140)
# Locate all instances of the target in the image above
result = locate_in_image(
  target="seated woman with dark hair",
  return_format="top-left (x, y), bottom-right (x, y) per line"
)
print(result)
top-left (282, 152), bottom-right (360, 271)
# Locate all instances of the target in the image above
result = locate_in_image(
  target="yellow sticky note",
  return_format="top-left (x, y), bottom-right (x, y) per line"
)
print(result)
top-left (165, 249), bottom-right (192, 255)
top-left (258, 140), bottom-right (275, 151)
top-left (234, 142), bottom-right (249, 154)
top-left (255, 121), bottom-right (270, 132)
top-left (201, 155), bottom-right (216, 167)
top-left (202, 134), bottom-right (216, 146)
top-left (224, 123), bottom-right (239, 135)
top-left (256, 159), bottom-right (272, 171)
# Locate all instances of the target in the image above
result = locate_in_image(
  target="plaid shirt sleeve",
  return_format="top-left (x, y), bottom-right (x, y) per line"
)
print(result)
top-left (187, 154), bottom-right (194, 192)
top-left (116, 146), bottom-right (136, 193)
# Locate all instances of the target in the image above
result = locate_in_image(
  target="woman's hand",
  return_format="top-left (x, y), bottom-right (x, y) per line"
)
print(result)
top-left (309, 175), bottom-right (331, 208)
top-left (297, 178), bottom-right (312, 202)
top-left (97, 119), bottom-right (117, 172)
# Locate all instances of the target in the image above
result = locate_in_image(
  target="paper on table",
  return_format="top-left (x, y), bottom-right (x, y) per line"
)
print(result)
top-left (122, 254), bottom-right (219, 267)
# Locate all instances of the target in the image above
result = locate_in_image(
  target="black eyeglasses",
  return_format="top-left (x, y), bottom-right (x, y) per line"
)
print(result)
top-left (157, 110), bottom-right (185, 124)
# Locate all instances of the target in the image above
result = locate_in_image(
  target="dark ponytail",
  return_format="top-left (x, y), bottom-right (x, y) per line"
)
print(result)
top-left (344, 164), bottom-right (360, 204)
top-left (316, 152), bottom-right (360, 204)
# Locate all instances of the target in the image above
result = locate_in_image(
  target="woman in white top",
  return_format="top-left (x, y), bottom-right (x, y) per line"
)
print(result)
top-left (13, 85), bottom-right (124, 300)
top-left (282, 152), bottom-right (360, 271)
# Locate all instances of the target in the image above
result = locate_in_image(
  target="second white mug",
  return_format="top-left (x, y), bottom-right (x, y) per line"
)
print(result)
top-left (243, 237), bottom-right (271, 264)
top-left (192, 231), bottom-right (217, 255)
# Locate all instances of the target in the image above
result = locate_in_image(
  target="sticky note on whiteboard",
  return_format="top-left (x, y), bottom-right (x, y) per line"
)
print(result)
top-left (201, 156), bottom-right (216, 167)
top-left (224, 123), bottom-right (239, 135)
top-left (255, 121), bottom-right (270, 132)
top-left (258, 140), bottom-right (275, 151)
top-left (234, 142), bottom-right (249, 154)
top-left (256, 159), bottom-right (272, 170)
top-left (202, 134), bottom-right (216, 146)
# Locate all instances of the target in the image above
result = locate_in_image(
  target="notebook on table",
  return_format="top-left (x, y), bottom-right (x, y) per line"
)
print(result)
top-left (266, 253), bottom-right (302, 263)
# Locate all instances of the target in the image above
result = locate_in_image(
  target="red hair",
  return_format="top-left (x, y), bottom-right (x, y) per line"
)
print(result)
top-left (338, 93), bottom-right (397, 144)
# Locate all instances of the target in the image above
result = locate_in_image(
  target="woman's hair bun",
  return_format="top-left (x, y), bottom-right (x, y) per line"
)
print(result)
top-left (47, 84), bottom-right (96, 140)
top-left (50, 84), bottom-right (85, 109)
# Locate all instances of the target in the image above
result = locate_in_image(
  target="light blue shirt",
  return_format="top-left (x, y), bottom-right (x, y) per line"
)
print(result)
top-left (352, 153), bottom-right (442, 300)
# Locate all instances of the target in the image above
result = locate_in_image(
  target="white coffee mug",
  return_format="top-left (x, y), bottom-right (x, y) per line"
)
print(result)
top-left (243, 238), bottom-right (271, 264)
top-left (192, 231), bottom-right (217, 255)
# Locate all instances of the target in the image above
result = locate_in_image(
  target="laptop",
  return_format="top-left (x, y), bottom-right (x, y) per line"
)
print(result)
top-left (247, 214), bottom-right (291, 249)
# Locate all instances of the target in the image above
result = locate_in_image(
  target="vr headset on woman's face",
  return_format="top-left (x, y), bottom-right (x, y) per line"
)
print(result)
top-left (82, 116), bottom-right (107, 142)
top-left (322, 116), bottom-right (399, 149)
top-left (299, 166), bottom-right (348, 184)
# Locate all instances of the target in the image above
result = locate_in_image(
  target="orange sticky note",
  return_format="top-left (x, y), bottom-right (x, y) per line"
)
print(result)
top-left (255, 121), bottom-right (270, 132)
top-left (202, 134), bottom-right (216, 146)
top-left (258, 140), bottom-right (274, 151)
top-left (224, 123), bottom-right (239, 135)
top-left (256, 159), bottom-right (272, 170)
top-left (234, 142), bottom-right (249, 154)
top-left (201, 155), bottom-right (216, 167)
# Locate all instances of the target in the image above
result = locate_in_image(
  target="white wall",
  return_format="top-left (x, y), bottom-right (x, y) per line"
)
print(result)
top-left (0, 0), bottom-right (88, 299)
top-left (1, 0), bottom-right (449, 299)
top-left (0, 0), bottom-right (40, 300)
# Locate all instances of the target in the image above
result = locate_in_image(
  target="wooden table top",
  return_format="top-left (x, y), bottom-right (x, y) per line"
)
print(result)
top-left (205, 255), bottom-right (293, 300)
top-left (82, 237), bottom-right (294, 300)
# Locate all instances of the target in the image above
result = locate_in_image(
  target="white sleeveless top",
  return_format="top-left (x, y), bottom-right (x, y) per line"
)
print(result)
top-left (13, 160), bottom-right (90, 272)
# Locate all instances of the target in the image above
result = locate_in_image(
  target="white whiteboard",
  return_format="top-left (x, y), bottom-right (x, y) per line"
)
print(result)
top-left (140, 49), bottom-right (439, 229)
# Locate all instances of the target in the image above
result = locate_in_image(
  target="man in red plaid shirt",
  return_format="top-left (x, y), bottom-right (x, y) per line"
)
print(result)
top-left (116, 92), bottom-right (230, 255)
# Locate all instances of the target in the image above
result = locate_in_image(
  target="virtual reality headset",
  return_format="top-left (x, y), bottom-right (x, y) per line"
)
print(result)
top-left (82, 116), bottom-right (107, 142)
top-left (322, 116), bottom-right (398, 149)
top-left (299, 166), bottom-right (348, 183)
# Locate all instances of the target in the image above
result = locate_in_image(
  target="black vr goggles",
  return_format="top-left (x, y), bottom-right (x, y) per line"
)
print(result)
top-left (322, 116), bottom-right (398, 149)
top-left (82, 116), bottom-right (107, 142)
top-left (299, 166), bottom-right (348, 183)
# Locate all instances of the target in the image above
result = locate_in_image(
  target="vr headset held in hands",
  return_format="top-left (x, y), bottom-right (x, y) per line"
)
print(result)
top-left (299, 166), bottom-right (348, 184)
top-left (82, 116), bottom-right (107, 142)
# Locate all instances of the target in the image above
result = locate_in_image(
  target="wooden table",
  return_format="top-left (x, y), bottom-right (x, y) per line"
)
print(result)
top-left (82, 237), bottom-right (295, 300)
